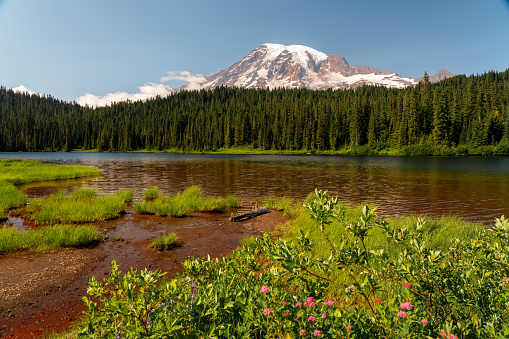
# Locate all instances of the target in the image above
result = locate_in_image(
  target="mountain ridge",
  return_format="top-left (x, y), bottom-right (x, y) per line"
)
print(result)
top-left (183, 43), bottom-right (456, 91)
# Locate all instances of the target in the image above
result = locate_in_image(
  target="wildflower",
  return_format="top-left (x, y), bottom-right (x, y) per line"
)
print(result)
top-left (325, 300), bottom-right (334, 306)
top-left (400, 302), bottom-right (413, 309)
top-left (313, 330), bottom-right (322, 336)
top-left (307, 297), bottom-right (315, 303)
top-left (440, 333), bottom-right (447, 337)
top-left (309, 302), bottom-right (316, 307)
top-left (295, 302), bottom-right (302, 307)
top-left (308, 316), bottom-right (316, 322)
top-left (263, 308), bottom-right (272, 315)
top-left (284, 313), bottom-right (290, 317)
top-left (300, 330), bottom-right (306, 335)
top-left (295, 317), bottom-right (301, 321)
top-left (322, 313), bottom-right (326, 318)
top-left (260, 286), bottom-right (269, 293)
top-left (390, 293), bottom-right (395, 296)
top-left (422, 319), bottom-right (428, 325)
top-left (281, 301), bottom-right (288, 305)
top-left (346, 325), bottom-right (352, 332)
top-left (397, 311), bottom-right (408, 318)
top-left (447, 335), bottom-right (458, 339)
top-left (304, 302), bottom-right (309, 306)
top-left (374, 298), bottom-right (383, 303)
top-left (503, 278), bottom-right (508, 283)
top-left (402, 282), bottom-right (413, 288)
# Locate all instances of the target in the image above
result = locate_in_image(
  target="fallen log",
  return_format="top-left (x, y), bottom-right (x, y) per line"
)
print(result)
top-left (230, 207), bottom-right (269, 222)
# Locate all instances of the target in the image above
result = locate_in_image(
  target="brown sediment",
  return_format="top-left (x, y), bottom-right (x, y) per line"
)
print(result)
top-left (0, 210), bottom-right (288, 339)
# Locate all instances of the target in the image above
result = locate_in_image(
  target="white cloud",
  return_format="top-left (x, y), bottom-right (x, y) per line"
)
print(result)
top-left (160, 71), bottom-right (207, 90)
top-left (9, 85), bottom-right (42, 97)
top-left (75, 83), bottom-right (173, 108)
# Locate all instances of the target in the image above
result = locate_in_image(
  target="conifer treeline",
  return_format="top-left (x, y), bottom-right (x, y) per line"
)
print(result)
top-left (1, 70), bottom-right (508, 153)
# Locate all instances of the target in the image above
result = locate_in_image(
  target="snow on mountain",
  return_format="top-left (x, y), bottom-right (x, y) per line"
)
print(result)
top-left (184, 44), bottom-right (454, 91)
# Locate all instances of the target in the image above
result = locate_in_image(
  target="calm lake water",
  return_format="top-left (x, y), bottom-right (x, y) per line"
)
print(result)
top-left (1, 152), bottom-right (509, 224)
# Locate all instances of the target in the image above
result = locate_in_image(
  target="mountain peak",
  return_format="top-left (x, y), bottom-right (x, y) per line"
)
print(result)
top-left (184, 44), bottom-right (454, 91)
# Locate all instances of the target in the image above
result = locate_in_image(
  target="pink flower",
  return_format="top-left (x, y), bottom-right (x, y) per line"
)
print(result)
top-left (397, 311), bottom-right (408, 318)
top-left (281, 301), bottom-right (288, 305)
top-left (295, 302), bottom-right (302, 307)
top-left (308, 316), bottom-right (316, 322)
top-left (307, 297), bottom-right (315, 303)
top-left (421, 319), bottom-right (428, 325)
top-left (304, 302), bottom-right (309, 306)
top-left (283, 313), bottom-right (290, 317)
top-left (300, 330), bottom-right (306, 335)
top-left (260, 286), bottom-right (269, 293)
top-left (313, 330), bottom-right (322, 336)
top-left (400, 302), bottom-right (413, 309)
top-left (263, 308), bottom-right (272, 315)
top-left (440, 332), bottom-right (447, 337)
top-left (447, 335), bottom-right (458, 339)
top-left (402, 282), bottom-right (413, 288)
top-left (325, 300), bottom-right (334, 306)
top-left (390, 293), bottom-right (395, 296)
top-left (322, 313), bottom-right (326, 318)
top-left (346, 325), bottom-right (352, 332)
top-left (295, 317), bottom-right (301, 321)
top-left (375, 298), bottom-right (383, 303)
top-left (503, 278), bottom-right (508, 283)
top-left (309, 302), bottom-right (316, 307)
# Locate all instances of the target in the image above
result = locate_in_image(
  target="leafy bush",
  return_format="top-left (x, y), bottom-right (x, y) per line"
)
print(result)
top-left (81, 189), bottom-right (509, 338)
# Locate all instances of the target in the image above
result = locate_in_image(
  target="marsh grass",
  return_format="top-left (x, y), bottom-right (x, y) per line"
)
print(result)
top-left (26, 187), bottom-right (128, 224)
top-left (263, 195), bottom-right (296, 217)
top-left (134, 186), bottom-right (241, 217)
top-left (0, 159), bottom-right (102, 186)
top-left (150, 232), bottom-right (180, 250)
top-left (0, 224), bottom-right (98, 254)
top-left (0, 159), bottom-right (103, 218)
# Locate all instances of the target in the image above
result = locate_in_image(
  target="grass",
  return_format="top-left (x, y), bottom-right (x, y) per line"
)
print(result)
top-left (263, 195), bottom-right (296, 217)
top-left (0, 159), bottom-right (103, 219)
top-left (0, 159), bottom-right (103, 185)
top-left (24, 187), bottom-right (129, 224)
top-left (150, 232), bottom-right (180, 250)
top-left (134, 186), bottom-right (241, 217)
top-left (0, 224), bottom-right (99, 254)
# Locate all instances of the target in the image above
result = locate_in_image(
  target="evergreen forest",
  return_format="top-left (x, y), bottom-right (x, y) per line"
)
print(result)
top-left (1, 70), bottom-right (509, 155)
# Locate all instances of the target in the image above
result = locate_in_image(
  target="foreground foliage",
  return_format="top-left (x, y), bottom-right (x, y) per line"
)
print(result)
top-left (134, 186), bottom-right (241, 217)
top-left (80, 189), bottom-right (509, 338)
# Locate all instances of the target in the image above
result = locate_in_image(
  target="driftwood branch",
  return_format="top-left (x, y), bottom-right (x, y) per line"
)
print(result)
top-left (230, 207), bottom-right (269, 222)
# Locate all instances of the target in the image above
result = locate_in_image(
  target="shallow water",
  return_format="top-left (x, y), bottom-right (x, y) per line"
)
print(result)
top-left (2, 152), bottom-right (509, 223)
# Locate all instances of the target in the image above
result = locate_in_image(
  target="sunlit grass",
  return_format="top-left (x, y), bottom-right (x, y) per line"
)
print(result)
top-left (150, 232), bottom-right (180, 250)
top-left (0, 183), bottom-right (27, 219)
top-left (263, 195), bottom-right (296, 217)
top-left (134, 186), bottom-right (241, 217)
top-left (0, 224), bottom-right (99, 254)
top-left (25, 187), bottom-right (129, 224)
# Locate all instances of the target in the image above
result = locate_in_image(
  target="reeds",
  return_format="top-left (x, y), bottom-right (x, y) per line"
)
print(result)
top-left (0, 224), bottom-right (98, 254)
top-left (134, 186), bottom-right (241, 217)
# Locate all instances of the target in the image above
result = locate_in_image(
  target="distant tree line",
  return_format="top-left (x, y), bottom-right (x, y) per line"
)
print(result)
top-left (1, 69), bottom-right (508, 154)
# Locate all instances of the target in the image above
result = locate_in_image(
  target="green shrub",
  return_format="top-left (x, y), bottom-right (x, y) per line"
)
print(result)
top-left (143, 187), bottom-right (161, 201)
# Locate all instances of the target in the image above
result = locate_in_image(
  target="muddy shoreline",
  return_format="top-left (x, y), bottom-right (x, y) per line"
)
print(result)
top-left (0, 210), bottom-right (287, 338)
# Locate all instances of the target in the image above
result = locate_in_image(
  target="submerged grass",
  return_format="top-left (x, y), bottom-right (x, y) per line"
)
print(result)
top-left (25, 187), bottom-right (129, 224)
top-left (0, 224), bottom-right (99, 254)
top-left (134, 186), bottom-right (241, 217)
top-left (150, 232), bottom-right (180, 250)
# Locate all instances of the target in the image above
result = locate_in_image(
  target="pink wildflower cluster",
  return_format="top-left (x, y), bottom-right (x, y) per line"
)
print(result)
top-left (324, 300), bottom-right (334, 306)
top-left (374, 298), bottom-right (383, 303)
top-left (260, 286), bottom-right (269, 293)
top-left (263, 308), bottom-right (272, 315)
top-left (440, 332), bottom-right (458, 339)
top-left (421, 319), bottom-right (428, 325)
top-left (402, 282), bottom-right (413, 288)
top-left (346, 325), bottom-right (352, 332)
top-left (397, 311), bottom-right (408, 318)
top-left (400, 301), bottom-right (413, 309)
top-left (313, 330), bottom-right (322, 336)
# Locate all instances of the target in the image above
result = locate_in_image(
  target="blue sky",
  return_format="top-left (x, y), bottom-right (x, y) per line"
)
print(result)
top-left (1, 0), bottom-right (508, 105)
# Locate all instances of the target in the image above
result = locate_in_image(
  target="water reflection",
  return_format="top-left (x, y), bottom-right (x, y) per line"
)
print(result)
top-left (1, 152), bottom-right (508, 223)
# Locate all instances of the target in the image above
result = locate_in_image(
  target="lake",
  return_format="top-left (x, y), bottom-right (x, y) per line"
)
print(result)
top-left (1, 152), bottom-right (508, 224)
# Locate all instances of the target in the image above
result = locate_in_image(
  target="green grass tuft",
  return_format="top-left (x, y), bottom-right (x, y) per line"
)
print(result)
top-left (150, 232), bottom-right (180, 250)
top-left (0, 224), bottom-right (99, 254)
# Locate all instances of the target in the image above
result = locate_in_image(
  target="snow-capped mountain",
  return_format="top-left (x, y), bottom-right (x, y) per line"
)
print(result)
top-left (185, 43), bottom-right (455, 91)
